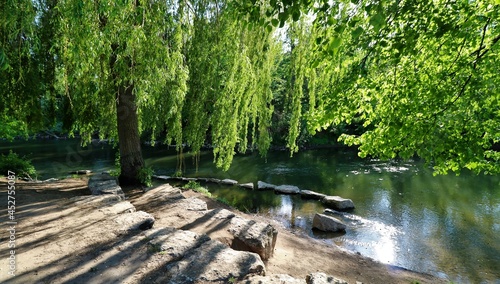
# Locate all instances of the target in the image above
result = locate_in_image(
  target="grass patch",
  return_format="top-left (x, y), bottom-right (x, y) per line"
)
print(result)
top-left (182, 180), bottom-right (212, 197)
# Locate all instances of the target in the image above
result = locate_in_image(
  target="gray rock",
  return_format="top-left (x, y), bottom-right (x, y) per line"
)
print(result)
top-left (88, 174), bottom-right (125, 199)
top-left (229, 215), bottom-right (278, 260)
top-left (322, 196), bottom-right (355, 211)
top-left (70, 195), bottom-right (123, 207)
top-left (239, 182), bottom-right (254, 190)
top-left (207, 178), bottom-right (222, 183)
top-left (275, 185), bottom-right (301, 194)
top-left (306, 272), bottom-right (349, 284)
top-left (257, 181), bottom-right (277, 190)
top-left (300, 190), bottom-right (327, 200)
top-left (152, 175), bottom-right (171, 181)
top-left (70, 170), bottom-right (92, 175)
top-left (312, 213), bottom-right (346, 232)
top-left (144, 228), bottom-right (210, 262)
top-left (98, 201), bottom-right (136, 215)
top-left (244, 274), bottom-right (306, 283)
top-left (178, 197), bottom-right (208, 211)
top-left (113, 211), bottom-right (155, 231)
top-left (142, 184), bottom-right (184, 201)
top-left (220, 179), bottom-right (238, 185)
top-left (164, 239), bottom-right (265, 282)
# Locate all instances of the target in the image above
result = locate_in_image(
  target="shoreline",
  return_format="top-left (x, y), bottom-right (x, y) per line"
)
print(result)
top-left (0, 177), bottom-right (446, 283)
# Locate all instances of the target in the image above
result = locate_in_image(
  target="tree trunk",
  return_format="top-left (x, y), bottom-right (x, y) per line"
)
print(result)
top-left (116, 83), bottom-right (144, 185)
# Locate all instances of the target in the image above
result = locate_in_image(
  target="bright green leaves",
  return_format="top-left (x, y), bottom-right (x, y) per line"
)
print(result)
top-left (184, 2), bottom-right (279, 170)
top-left (328, 37), bottom-right (342, 55)
top-left (280, 0), bottom-right (500, 174)
top-left (351, 26), bottom-right (364, 39)
top-left (369, 12), bottom-right (385, 32)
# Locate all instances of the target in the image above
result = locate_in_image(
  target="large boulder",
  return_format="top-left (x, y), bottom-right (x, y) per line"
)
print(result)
top-left (257, 181), bottom-right (277, 190)
top-left (144, 228), bottom-right (211, 262)
top-left (275, 185), bottom-right (301, 194)
top-left (113, 211), bottom-right (155, 231)
top-left (88, 174), bottom-right (125, 199)
top-left (306, 272), bottom-right (349, 284)
top-left (300, 190), bottom-right (327, 200)
top-left (164, 239), bottom-right (265, 283)
top-left (99, 201), bottom-right (136, 215)
top-left (312, 213), bottom-right (346, 232)
top-left (321, 196), bottom-right (355, 211)
top-left (229, 215), bottom-right (278, 261)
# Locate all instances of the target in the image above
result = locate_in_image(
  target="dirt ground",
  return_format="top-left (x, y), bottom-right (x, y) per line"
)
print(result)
top-left (0, 177), bottom-right (445, 284)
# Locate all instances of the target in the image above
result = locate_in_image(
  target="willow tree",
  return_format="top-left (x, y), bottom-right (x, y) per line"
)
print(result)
top-left (0, 0), bottom-right (59, 139)
top-left (182, 0), bottom-right (280, 170)
top-left (244, 0), bottom-right (500, 174)
top-left (2, 0), bottom-right (280, 184)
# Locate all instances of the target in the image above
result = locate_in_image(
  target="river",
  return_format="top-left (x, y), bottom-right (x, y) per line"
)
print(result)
top-left (1, 139), bottom-right (499, 283)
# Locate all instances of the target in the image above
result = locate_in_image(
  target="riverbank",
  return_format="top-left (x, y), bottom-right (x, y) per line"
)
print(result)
top-left (0, 177), bottom-right (445, 283)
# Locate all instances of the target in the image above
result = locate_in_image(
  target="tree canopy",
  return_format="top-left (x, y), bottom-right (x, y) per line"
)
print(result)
top-left (1, 0), bottom-right (499, 178)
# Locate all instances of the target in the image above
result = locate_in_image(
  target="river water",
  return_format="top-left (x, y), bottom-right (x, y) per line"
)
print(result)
top-left (1, 139), bottom-right (499, 283)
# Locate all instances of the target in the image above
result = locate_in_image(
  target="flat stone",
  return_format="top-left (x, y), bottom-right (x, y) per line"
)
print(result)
top-left (142, 184), bottom-right (184, 201)
top-left (88, 176), bottom-right (125, 199)
top-left (275, 185), bottom-right (301, 194)
top-left (177, 197), bottom-right (208, 211)
top-left (312, 213), bottom-right (346, 232)
top-left (70, 195), bottom-right (123, 207)
top-left (300, 190), bottom-right (327, 200)
top-left (322, 196), bottom-right (355, 211)
top-left (257, 181), bottom-right (276, 190)
top-left (144, 228), bottom-right (210, 262)
top-left (98, 201), bottom-right (136, 215)
top-left (113, 211), bottom-right (155, 231)
top-left (220, 179), bottom-right (238, 185)
top-left (306, 272), bottom-right (349, 284)
top-left (244, 274), bottom-right (306, 284)
top-left (152, 175), bottom-right (171, 180)
top-left (207, 178), bottom-right (222, 183)
top-left (70, 170), bottom-right (92, 175)
top-left (239, 182), bottom-right (254, 190)
top-left (229, 215), bottom-right (278, 260)
top-left (164, 239), bottom-right (265, 282)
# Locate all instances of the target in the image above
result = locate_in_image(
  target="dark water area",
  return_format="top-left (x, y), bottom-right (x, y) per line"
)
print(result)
top-left (1, 139), bottom-right (499, 283)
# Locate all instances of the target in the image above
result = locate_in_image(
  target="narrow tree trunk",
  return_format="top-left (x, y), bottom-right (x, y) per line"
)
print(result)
top-left (116, 83), bottom-right (144, 185)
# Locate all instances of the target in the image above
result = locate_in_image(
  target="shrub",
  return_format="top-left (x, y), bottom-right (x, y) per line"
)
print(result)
top-left (137, 166), bottom-right (154, 187)
top-left (182, 180), bottom-right (211, 197)
top-left (0, 150), bottom-right (37, 179)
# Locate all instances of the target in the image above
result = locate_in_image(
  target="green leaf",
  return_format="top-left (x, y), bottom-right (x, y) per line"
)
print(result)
top-left (271, 19), bottom-right (279, 27)
top-left (351, 26), bottom-right (364, 39)
top-left (329, 37), bottom-right (342, 53)
top-left (369, 13), bottom-right (385, 32)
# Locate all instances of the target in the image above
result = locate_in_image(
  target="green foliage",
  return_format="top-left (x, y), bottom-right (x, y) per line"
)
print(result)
top-left (216, 197), bottom-right (231, 206)
top-left (2, 0), bottom-right (499, 176)
top-left (182, 181), bottom-right (211, 197)
top-left (137, 166), bottom-right (154, 187)
top-left (183, 1), bottom-right (279, 170)
top-left (265, 0), bottom-right (500, 174)
top-left (0, 151), bottom-right (37, 179)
